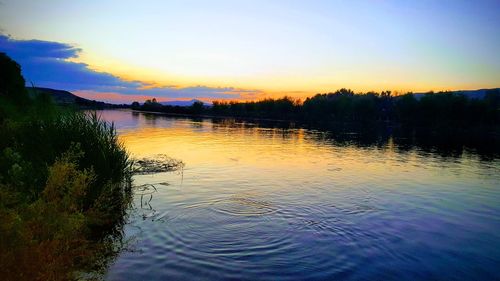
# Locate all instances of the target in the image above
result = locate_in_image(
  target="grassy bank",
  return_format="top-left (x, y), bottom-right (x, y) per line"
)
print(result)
top-left (0, 54), bottom-right (132, 280)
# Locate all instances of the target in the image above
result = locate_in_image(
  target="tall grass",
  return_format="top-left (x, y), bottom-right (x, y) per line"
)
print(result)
top-left (1, 53), bottom-right (135, 279)
top-left (0, 109), bottom-right (133, 279)
top-left (2, 111), bottom-right (131, 195)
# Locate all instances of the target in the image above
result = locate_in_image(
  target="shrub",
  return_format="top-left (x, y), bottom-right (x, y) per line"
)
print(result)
top-left (0, 147), bottom-right (125, 281)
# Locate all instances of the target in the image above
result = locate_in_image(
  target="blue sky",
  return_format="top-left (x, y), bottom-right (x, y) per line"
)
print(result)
top-left (0, 0), bottom-right (499, 103)
top-left (0, 35), bottom-right (259, 103)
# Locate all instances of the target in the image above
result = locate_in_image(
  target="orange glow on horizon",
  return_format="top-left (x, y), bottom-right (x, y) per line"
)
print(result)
top-left (72, 52), bottom-right (496, 103)
top-left (74, 91), bottom-right (218, 104)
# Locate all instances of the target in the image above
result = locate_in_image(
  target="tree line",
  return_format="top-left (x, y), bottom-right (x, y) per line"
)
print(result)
top-left (131, 88), bottom-right (500, 127)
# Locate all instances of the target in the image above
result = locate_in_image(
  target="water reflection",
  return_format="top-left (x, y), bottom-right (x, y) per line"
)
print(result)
top-left (98, 110), bottom-right (500, 281)
top-left (108, 110), bottom-right (500, 161)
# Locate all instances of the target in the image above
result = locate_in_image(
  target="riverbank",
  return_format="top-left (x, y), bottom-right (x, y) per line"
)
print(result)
top-left (128, 108), bottom-right (500, 153)
top-left (130, 88), bottom-right (500, 131)
top-left (0, 53), bottom-right (133, 280)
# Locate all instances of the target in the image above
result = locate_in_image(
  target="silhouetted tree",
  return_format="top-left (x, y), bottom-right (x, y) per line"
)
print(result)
top-left (0, 52), bottom-right (29, 105)
top-left (130, 87), bottom-right (500, 128)
top-left (190, 101), bottom-right (204, 114)
top-left (395, 94), bottom-right (418, 123)
top-left (142, 98), bottom-right (162, 111)
top-left (131, 101), bottom-right (140, 109)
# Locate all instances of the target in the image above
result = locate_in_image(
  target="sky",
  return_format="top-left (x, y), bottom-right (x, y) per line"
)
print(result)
top-left (0, 0), bottom-right (499, 103)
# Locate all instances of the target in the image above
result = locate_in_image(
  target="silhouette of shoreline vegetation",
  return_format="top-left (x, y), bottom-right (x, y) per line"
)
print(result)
top-left (0, 53), bottom-right (132, 280)
top-left (131, 88), bottom-right (500, 130)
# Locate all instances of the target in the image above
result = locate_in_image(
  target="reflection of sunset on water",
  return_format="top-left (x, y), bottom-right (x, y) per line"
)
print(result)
top-left (109, 110), bottom-right (492, 194)
top-left (96, 110), bottom-right (500, 281)
top-left (2, 0), bottom-right (499, 278)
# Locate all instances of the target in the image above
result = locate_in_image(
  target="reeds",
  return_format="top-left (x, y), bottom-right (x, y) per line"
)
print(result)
top-left (1, 53), bottom-right (134, 280)
top-left (0, 110), bottom-right (133, 280)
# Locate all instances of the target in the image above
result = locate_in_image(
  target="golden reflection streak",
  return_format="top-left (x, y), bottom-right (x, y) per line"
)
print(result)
top-left (116, 120), bottom-right (434, 181)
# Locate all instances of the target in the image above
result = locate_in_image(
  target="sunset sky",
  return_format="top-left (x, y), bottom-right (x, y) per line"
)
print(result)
top-left (1, 0), bottom-right (499, 103)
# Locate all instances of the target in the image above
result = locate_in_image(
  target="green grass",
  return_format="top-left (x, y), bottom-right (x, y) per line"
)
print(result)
top-left (1, 89), bottom-right (133, 280)
top-left (1, 53), bottom-right (134, 280)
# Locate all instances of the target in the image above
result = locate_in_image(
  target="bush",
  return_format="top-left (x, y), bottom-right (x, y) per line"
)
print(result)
top-left (0, 146), bottom-right (129, 280)
top-left (0, 53), bottom-right (132, 280)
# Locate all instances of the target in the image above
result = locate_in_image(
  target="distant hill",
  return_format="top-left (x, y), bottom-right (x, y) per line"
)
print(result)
top-left (413, 88), bottom-right (499, 100)
top-left (452, 88), bottom-right (500, 99)
top-left (27, 87), bottom-right (86, 104)
top-left (25, 87), bottom-right (498, 109)
top-left (160, 99), bottom-right (206, 107)
top-left (26, 87), bottom-right (127, 108)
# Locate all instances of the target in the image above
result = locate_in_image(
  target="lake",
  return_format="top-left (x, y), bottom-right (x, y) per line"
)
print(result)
top-left (99, 109), bottom-right (500, 280)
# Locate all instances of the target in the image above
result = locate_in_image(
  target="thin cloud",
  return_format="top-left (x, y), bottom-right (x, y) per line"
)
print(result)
top-left (0, 34), bottom-right (264, 102)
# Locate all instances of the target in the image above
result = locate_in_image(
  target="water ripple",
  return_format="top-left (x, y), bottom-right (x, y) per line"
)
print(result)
top-left (210, 194), bottom-right (278, 217)
top-left (102, 111), bottom-right (500, 281)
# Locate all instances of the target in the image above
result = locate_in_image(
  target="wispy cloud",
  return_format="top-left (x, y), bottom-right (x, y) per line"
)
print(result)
top-left (0, 34), bottom-right (264, 103)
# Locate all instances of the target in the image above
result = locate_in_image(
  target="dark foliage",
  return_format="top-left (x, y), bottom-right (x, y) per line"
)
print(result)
top-left (0, 53), bottom-right (132, 280)
top-left (130, 88), bottom-right (500, 129)
top-left (0, 52), bottom-right (30, 105)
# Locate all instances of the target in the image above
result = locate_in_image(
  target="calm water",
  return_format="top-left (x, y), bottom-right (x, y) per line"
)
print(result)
top-left (100, 110), bottom-right (500, 280)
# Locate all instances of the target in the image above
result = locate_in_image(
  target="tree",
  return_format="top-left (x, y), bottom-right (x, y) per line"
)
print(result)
top-left (131, 101), bottom-right (140, 109)
top-left (0, 52), bottom-right (29, 105)
top-left (190, 101), bottom-right (204, 114)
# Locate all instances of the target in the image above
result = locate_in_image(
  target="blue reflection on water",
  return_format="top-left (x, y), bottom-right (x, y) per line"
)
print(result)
top-left (100, 110), bottom-right (500, 280)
